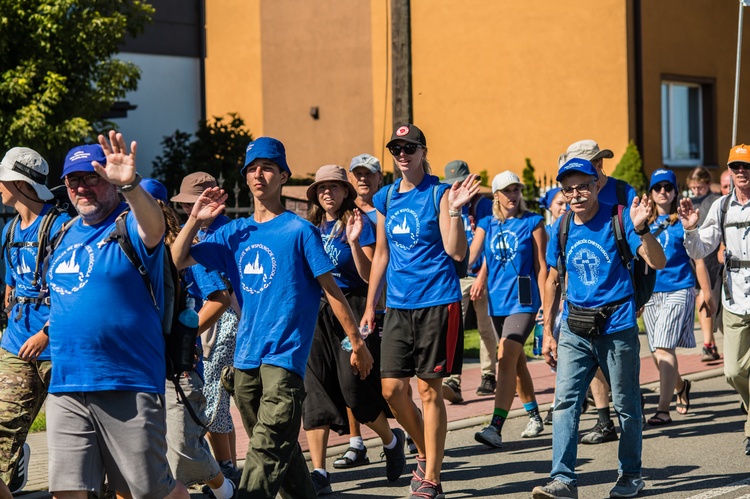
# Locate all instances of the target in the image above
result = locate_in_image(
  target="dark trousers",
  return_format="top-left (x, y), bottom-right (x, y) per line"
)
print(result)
top-left (235, 364), bottom-right (316, 499)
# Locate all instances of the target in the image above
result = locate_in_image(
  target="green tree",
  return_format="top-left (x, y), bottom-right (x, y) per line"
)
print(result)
top-left (479, 169), bottom-right (489, 186)
top-left (611, 140), bottom-right (648, 194)
top-left (152, 114), bottom-right (254, 207)
top-left (522, 158), bottom-right (541, 213)
top-left (0, 1), bottom-right (154, 176)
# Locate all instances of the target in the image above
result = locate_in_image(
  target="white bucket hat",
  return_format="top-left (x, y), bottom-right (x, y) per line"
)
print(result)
top-left (0, 147), bottom-right (54, 201)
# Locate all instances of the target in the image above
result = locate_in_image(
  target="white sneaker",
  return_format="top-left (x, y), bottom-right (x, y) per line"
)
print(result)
top-left (474, 425), bottom-right (503, 448)
top-left (521, 416), bottom-right (544, 438)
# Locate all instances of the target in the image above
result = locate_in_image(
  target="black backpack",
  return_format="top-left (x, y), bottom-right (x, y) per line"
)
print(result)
top-left (557, 204), bottom-right (660, 311)
top-left (384, 182), bottom-right (470, 278)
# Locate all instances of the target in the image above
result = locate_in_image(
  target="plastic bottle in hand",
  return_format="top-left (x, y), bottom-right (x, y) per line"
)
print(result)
top-left (342, 325), bottom-right (370, 352)
top-left (180, 297), bottom-right (200, 328)
top-left (533, 314), bottom-right (543, 356)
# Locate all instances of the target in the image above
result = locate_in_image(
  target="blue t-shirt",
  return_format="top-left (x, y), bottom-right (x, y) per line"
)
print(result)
top-left (190, 211), bottom-right (333, 378)
top-left (651, 215), bottom-right (694, 292)
top-left (546, 202), bottom-right (642, 334)
top-left (47, 204), bottom-right (166, 393)
top-left (373, 175), bottom-right (462, 309)
top-left (599, 177), bottom-right (637, 206)
top-left (364, 209), bottom-right (378, 225)
top-left (464, 196), bottom-right (493, 276)
top-left (320, 217), bottom-right (375, 290)
top-left (479, 212), bottom-right (544, 316)
top-left (2, 205), bottom-right (70, 360)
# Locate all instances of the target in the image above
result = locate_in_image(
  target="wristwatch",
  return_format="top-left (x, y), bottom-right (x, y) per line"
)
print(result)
top-left (118, 172), bottom-right (142, 193)
top-left (634, 224), bottom-right (650, 236)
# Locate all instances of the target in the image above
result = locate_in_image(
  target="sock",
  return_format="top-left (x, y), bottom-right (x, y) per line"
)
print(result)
top-left (704, 342), bottom-right (713, 348)
top-left (523, 401), bottom-right (540, 419)
top-left (490, 408), bottom-right (508, 431)
top-left (210, 477), bottom-right (234, 499)
top-left (349, 436), bottom-right (365, 450)
top-left (597, 407), bottom-right (612, 424)
top-left (383, 433), bottom-right (398, 450)
top-left (314, 468), bottom-right (328, 477)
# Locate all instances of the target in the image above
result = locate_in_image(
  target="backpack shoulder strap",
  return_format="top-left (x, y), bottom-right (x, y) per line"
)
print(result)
top-left (720, 193), bottom-right (732, 244)
top-left (4, 214), bottom-right (21, 264)
top-left (615, 179), bottom-right (628, 206)
top-left (384, 184), bottom-right (396, 213)
top-left (32, 207), bottom-right (61, 287)
top-left (38, 215), bottom-right (80, 300)
top-left (611, 204), bottom-right (634, 264)
top-left (557, 210), bottom-right (574, 300)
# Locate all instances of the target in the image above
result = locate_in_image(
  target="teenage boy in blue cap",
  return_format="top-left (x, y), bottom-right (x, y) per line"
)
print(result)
top-left (171, 136), bottom-right (374, 498)
top-left (44, 132), bottom-right (189, 499)
top-left (531, 158), bottom-right (665, 499)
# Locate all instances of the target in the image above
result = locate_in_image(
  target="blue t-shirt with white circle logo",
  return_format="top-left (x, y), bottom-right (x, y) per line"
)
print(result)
top-left (47, 204), bottom-right (166, 393)
top-left (190, 211), bottom-right (334, 378)
top-left (372, 175), bottom-right (462, 309)
top-left (478, 211), bottom-right (544, 316)
top-left (650, 215), bottom-right (694, 293)
top-left (319, 217), bottom-right (375, 290)
top-left (2, 204), bottom-right (70, 360)
top-left (546, 202), bottom-right (643, 334)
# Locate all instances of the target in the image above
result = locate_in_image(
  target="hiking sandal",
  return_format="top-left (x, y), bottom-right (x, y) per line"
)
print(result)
top-left (647, 410), bottom-right (672, 426)
top-left (676, 379), bottom-right (691, 415)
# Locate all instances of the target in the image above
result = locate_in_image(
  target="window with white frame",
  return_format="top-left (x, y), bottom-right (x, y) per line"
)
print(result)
top-left (661, 81), bottom-right (703, 167)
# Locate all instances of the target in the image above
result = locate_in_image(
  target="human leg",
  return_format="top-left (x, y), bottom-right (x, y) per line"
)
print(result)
top-left (382, 378), bottom-right (424, 454)
top-left (722, 308), bottom-right (750, 438)
top-left (417, 377), bottom-right (447, 485)
top-left (650, 348), bottom-right (680, 420)
top-left (475, 283), bottom-right (498, 395)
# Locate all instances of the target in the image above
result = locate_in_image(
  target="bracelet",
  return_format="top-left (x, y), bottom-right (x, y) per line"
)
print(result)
top-left (449, 210), bottom-right (461, 218)
top-left (634, 224), bottom-right (650, 236)
top-left (118, 172), bottom-right (142, 193)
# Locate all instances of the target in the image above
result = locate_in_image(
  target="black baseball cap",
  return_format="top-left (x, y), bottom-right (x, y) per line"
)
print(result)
top-left (387, 124), bottom-right (427, 148)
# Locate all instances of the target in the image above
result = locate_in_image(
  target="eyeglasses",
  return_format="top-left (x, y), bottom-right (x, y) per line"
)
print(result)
top-left (652, 183), bottom-right (674, 193)
top-left (561, 181), bottom-right (594, 197)
top-left (388, 143), bottom-right (422, 156)
top-left (65, 174), bottom-right (100, 188)
top-left (729, 162), bottom-right (748, 171)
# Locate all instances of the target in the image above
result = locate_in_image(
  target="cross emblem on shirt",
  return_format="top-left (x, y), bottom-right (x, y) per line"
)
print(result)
top-left (573, 250), bottom-right (598, 283)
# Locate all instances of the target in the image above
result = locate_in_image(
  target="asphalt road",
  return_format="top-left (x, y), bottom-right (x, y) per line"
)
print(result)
top-left (320, 373), bottom-right (749, 499)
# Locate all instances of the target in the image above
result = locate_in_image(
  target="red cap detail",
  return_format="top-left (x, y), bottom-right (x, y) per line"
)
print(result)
top-left (396, 126), bottom-right (410, 137)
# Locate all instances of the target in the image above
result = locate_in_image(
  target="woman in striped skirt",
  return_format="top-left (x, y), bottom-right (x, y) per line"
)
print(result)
top-left (642, 168), bottom-right (713, 425)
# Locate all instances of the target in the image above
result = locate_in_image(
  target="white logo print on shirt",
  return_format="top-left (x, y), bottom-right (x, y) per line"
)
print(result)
top-left (387, 208), bottom-right (420, 250)
top-left (16, 257), bottom-right (31, 275)
top-left (490, 230), bottom-right (518, 262)
top-left (239, 243), bottom-right (276, 294)
top-left (49, 244), bottom-right (94, 294)
top-left (567, 239), bottom-right (611, 287)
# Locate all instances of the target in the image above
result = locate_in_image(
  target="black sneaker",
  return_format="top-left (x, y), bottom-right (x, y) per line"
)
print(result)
top-left (544, 408), bottom-right (554, 425)
top-left (310, 470), bottom-right (333, 496)
top-left (333, 446), bottom-right (369, 469)
top-left (382, 428), bottom-right (406, 481)
top-left (219, 460), bottom-right (242, 487)
top-left (405, 433), bottom-right (418, 454)
top-left (476, 374), bottom-right (496, 396)
top-left (580, 420), bottom-right (618, 445)
top-left (745, 437), bottom-right (750, 456)
top-left (442, 378), bottom-right (463, 404)
top-left (8, 442), bottom-right (29, 494)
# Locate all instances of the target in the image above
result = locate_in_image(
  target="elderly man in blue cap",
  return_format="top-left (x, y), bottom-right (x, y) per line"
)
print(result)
top-left (531, 158), bottom-right (665, 499)
top-left (171, 137), bottom-right (373, 498)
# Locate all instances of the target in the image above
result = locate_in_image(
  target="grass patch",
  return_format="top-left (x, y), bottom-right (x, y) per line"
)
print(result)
top-left (464, 328), bottom-right (541, 360)
top-left (30, 411), bottom-right (45, 433)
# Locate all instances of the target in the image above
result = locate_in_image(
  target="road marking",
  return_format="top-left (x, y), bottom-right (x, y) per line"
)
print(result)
top-left (684, 478), bottom-right (750, 499)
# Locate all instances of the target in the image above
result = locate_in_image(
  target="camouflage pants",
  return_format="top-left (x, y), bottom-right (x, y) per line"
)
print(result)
top-left (0, 348), bottom-right (51, 483)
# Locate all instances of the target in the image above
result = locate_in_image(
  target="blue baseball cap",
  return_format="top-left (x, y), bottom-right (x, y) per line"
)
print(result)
top-left (539, 187), bottom-right (562, 210)
top-left (241, 137), bottom-right (290, 177)
top-left (141, 178), bottom-right (168, 203)
top-left (649, 168), bottom-right (678, 191)
top-left (62, 145), bottom-right (106, 178)
top-left (556, 158), bottom-right (599, 182)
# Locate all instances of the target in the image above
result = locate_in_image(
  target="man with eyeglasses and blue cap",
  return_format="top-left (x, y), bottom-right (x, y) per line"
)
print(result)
top-left (531, 158), bottom-right (665, 499)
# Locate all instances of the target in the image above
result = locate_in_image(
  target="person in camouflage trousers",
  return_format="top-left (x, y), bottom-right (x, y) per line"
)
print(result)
top-left (0, 147), bottom-right (70, 492)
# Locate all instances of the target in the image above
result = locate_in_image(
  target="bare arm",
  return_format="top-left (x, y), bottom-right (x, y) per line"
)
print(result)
top-left (197, 289), bottom-right (231, 335)
top-left (346, 210), bottom-right (374, 282)
top-left (693, 258), bottom-right (715, 317)
top-left (171, 187), bottom-right (228, 270)
top-left (469, 260), bottom-right (488, 301)
top-left (532, 221), bottom-right (548, 306)
top-left (542, 266), bottom-right (561, 368)
top-left (361, 212), bottom-right (389, 331)
top-left (318, 272), bottom-right (374, 379)
top-left (468, 227), bottom-right (486, 268)
top-left (439, 175), bottom-right (481, 259)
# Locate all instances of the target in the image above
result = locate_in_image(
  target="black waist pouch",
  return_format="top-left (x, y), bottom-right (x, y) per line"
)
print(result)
top-left (566, 302), bottom-right (620, 337)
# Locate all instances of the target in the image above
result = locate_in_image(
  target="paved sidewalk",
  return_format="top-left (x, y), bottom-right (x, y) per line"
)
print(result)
top-left (20, 326), bottom-right (726, 495)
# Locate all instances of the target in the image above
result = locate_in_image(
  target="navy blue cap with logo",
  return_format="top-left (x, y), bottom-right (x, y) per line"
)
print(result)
top-left (556, 158), bottom-right (599, 182)
top-left (649, 168), bottom-right (678, 191)
top-left (62, 145), bottom-right (107, 178)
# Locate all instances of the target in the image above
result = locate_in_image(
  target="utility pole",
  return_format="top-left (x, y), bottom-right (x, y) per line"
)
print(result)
top-left (391, 0), bottom-right (412, 178)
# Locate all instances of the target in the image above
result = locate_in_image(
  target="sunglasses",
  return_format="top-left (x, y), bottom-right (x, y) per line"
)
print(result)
top-left (65, 174), bottom-right (101, 188)
top-left (729, 162), bottom-right (748, 171)
top-left (561, 181), bottom-right (594, 197)
top-left (388, 143), bottom-right (422, 156)
top-left (651, 183), bottom-right (674, 193)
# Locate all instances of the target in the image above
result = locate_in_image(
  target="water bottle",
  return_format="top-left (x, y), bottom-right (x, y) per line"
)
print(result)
top-left (533, 314), bottom-right (543, 356)
top-left (179, 297), bottom-right (200, 328)
top-left (169, 297), bottom-right (200, 374)
top-left (342, 325), bottom-right (370, 352)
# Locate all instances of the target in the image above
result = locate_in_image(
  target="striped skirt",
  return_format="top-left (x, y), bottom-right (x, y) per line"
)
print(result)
top-left (642, 287), bottom-right (697, 352)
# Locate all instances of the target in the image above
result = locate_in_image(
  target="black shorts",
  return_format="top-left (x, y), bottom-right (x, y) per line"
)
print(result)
top-left (491, 313), bottom-right (535, 345)
top-left (302, 289), bottom-right (390, 433)
top-left (380, 302), bottom-right (464, 379)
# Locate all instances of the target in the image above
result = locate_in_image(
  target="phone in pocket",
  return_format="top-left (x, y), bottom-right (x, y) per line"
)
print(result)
top-left (517, 275), bottom-right (532, 305)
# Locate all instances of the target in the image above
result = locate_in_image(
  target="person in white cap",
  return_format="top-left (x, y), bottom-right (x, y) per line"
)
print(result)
top-left (0, 147), bottom-right (71, 494)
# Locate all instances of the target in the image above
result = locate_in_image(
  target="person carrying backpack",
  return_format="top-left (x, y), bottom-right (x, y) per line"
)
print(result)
top-left (681, 144), bottom-right (750, 457)
top-left (0, 147), bottom-right (70, 494)
top-left (531, 158), bottom-right (665, 499)
top-left (43, 133), bottom-right (189, 499)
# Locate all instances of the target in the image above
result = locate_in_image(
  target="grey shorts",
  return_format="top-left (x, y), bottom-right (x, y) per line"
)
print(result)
top-left (47, 391), bottom-right (176, 498)
top-left (165, 371), bottom-right (221, 486)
